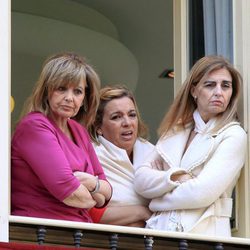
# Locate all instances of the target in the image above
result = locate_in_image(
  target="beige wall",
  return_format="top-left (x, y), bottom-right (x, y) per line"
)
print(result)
top-left (232, 0), bottom-right (250, 238)
top-left (11, 2), bottom-right (139, 131)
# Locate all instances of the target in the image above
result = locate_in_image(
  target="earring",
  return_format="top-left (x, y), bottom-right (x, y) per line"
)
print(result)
top-left (97, 129), bottom-right (102, 135)
top-left (194, 96), bottom-right (197, 102)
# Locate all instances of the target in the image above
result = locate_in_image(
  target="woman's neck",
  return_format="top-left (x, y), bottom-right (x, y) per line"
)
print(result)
top-left (48, 113), bottom-right (72, 139)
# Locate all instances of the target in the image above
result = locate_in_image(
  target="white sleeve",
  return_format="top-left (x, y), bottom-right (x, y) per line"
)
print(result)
top-left (134, 148), bottom-right (187, 199)
top-left (149, 126), bottom-right (247, 211)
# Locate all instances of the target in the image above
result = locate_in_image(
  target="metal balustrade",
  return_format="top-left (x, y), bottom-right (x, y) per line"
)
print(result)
top-left (7, 216), bottom-right (250, 250)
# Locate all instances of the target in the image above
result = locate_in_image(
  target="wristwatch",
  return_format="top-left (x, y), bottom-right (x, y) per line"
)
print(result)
top-left (90, 176), bottom-right (100, 194)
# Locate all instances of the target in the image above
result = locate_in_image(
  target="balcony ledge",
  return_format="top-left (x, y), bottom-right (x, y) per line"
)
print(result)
top-left (8, 215), bottom-right (250, 249)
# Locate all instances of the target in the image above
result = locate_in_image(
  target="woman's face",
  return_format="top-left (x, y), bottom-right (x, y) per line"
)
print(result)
top-left (191, 68), bottom-right (233, 122)
top-left (48, 79), bottom-right (86, 120)
top-left (99, 96), bottom-right (138, 157)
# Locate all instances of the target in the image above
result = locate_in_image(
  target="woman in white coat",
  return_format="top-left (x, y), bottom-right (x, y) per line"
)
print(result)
top-left (89, 85), bottom-right (153, 227)
top-left (134, 55), bottom-right (247, 236)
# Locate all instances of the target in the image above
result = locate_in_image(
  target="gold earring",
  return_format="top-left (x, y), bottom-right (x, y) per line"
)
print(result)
top-left (97, 129), bottom-right (102, 135)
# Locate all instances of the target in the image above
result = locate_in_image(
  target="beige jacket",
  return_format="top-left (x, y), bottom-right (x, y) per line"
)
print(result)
top-left (93, 136), bottom-right (154, 206)
top-left (134, 122), bottom-right (247, 236)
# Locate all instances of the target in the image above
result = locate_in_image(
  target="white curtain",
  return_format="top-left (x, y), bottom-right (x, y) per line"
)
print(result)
top-left (203, 0), bottom-right (233, 62)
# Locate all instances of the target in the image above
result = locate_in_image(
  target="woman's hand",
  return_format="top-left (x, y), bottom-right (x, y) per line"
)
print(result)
top-left (151, 159), bottom-right (170, 171)
top-left (63, 184), bottom-right (96, 209)
top-left (91, 192), bottom-right (106, 208)
top-left (100, 205), bottom-right (152, 227)
top-left (138, 205), bottom-right (152, 222)
top-left (74, 171), bottom-right (112, 207)
top-left (73, 171), bottom-right (97, 191)
top-left (171, 172), bottom-right (194, 183)
top-left (151, 159), bottom-right (164, 170)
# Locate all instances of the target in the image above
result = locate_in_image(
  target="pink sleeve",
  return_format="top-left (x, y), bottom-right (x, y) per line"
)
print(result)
top-left (88, 141), bottom-right (107, 180)
top-left (13, 117), bottom-right (80, 201)
top-left (76, 124), bottom-right (108, 181)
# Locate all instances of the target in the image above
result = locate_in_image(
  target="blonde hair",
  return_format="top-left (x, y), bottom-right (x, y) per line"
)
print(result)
top-left (90, 84), bottom-right (149, 142)
top-left (20, 52), bottom-right (100, 130)
top-left (158, 55), bottom-right (242, 138)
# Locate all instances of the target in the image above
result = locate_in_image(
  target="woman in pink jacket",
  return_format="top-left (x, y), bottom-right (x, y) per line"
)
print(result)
top-left (11, 52), bottom-right (112, 222)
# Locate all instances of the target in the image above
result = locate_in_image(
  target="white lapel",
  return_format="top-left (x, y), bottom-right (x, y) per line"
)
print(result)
top-left (133, 139), bottom-right (155, 169)
top-left (176, 121), bottom-right (240, 171)
top-left (181, 133), bottom-right (214, 170)
top-left (93, 136), bottom-right (134, 177)
top-left (156, 126), bottom-right (215, 171)
top-left (94, 136), bottom-right (149, 206)
top-left (156, 127), bottom-right (191, 169)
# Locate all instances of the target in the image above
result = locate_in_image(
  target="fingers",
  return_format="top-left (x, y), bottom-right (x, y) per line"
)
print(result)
top-left (178, 173), bottom-right (194, 183)
top-left (151, 159), bottom-right (163, 170)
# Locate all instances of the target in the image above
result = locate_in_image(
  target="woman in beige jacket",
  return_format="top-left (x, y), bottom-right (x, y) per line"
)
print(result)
top-left (134, 55), bottom-right (247, 236)
top-left (89, 85), bottom-right (153, 227)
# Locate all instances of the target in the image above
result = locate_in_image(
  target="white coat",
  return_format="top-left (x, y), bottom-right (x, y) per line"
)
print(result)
top-left (93, 136), bottom-right (154, 206)
top-left (134, 121), bottom-right (247, 237)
